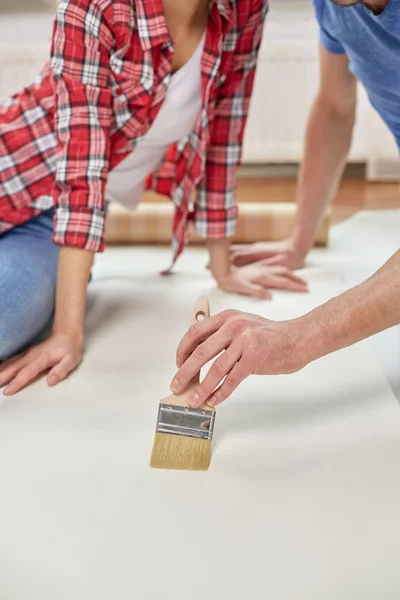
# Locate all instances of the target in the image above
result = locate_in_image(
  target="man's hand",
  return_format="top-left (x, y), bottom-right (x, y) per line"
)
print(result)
top-left (0, 333), bottom-right (83, 396)
top-left (172, 249), bottom-right (400, 409)
top-left (217, 263), bottom-right (308, 299)
top-left (206, 238), bottom-right (307, 299)
top-left (171, 310), bottom-right (308, 408)
top-left (230, 239), bottom-right (307, 269)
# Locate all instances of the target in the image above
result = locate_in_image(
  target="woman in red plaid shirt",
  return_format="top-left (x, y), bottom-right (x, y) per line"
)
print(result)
top-left (0, 0), bottom-right (306, 395)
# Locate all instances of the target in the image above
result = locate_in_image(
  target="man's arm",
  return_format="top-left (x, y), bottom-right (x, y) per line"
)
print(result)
top-left (300, 249), bottom-right (400, 362)
top-left (231, 46), bottom-right (358, 268)
top-left (291, 46), bottom-right (357, 258)
top-left (171, 250), bottom-right (400, 407)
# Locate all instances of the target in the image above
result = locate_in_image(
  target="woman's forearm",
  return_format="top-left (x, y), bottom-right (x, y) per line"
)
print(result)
top-left (52, 246), bottom-right (95, 343)
top-left (298, 250), bottom-right (400, 364)
top-left (206, 238), bottom-right (231, 282)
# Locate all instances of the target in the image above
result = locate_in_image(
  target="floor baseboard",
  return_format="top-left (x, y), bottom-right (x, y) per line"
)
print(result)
top-left (239, 163), bottom-right (367, 179)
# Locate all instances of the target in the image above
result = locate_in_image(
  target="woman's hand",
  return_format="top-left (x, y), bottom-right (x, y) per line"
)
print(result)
top-left (217, 263), bottom-right (308, 299)
top-left (0, 245), bottom-right (94, 396)
top-left (230, 239), bottom-right (307, 270)
top-left (171, 309), bottom-right (309, 408)
top-left (0, 333), bottom-right (83, 396)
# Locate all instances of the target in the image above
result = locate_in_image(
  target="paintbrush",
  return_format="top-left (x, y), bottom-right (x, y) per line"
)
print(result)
top-left (150, 296), bottom-right (216, 471)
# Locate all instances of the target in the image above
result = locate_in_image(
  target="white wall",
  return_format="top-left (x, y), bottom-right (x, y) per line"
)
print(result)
top-left (244, 1), bottom-right (400, 180)
top-left (0, 1), bottom-right (398, 179)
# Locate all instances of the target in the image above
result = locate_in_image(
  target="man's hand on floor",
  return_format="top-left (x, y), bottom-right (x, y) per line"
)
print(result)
top-left (216, 263), bottom-right (308, 299)
top-left (0, 333), bottom-right (82, 396)
top-left (207, 238), bottom-right (308, 299)
top-left (230, 239), bottom-right (307, 270)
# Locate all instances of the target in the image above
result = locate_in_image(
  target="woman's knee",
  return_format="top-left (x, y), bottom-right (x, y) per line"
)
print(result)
top-left (0, 318), bottom-right (24, 362)
top-left (0, 222), bottom-right (59, 361)
top-left (0, 294), bottom-right (55, 361)
top-left (0, 270), bottom-right (56, 361)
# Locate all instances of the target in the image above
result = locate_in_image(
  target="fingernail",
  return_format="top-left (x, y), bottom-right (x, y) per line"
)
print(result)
top-left (170, 377), bottom-right (179, 392)
top-left (176, 358), bottom-right (182, 368)
top-left (189, 392), bottom-right (200, 407)
top-left (2, 387), bottom-right (8, 396)
top-left (206, 396), bottom-right (217, 409)
top-left (47, 376), bottom-right (57, 386)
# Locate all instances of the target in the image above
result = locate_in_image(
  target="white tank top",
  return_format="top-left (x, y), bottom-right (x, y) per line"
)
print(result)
top-left (106, 34), bottom-right (204, 210)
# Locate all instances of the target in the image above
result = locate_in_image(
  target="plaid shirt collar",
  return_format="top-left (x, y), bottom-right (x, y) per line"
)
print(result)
top-left (135, 0), bottom-right (233, 50)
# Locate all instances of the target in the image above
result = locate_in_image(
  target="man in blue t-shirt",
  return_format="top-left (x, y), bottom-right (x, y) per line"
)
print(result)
top-left (231, 0), bottom-right (400, 271)
top-left (171, 0), bottom-right (400, 409)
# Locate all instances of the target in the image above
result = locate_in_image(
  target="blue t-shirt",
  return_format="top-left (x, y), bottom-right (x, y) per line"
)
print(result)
top-left (313, 0), bottom-right (400, 147)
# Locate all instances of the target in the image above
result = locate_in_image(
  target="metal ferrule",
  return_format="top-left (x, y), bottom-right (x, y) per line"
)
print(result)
top-left (156, 404), bottom-right (216, 441)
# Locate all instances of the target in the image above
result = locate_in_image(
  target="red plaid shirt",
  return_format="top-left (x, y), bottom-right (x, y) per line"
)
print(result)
top-left (0, 0), bottom-right (267, 264)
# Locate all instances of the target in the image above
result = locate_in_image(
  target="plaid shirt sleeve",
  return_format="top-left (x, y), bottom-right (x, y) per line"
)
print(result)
top-left (195, 0), bottom-right (268, 239)
top-left (50, 0), bottom-right (114, 252)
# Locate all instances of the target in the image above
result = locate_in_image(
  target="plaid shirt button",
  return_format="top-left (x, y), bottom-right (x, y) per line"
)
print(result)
top-left (116, 87), bottom-right (123, 96)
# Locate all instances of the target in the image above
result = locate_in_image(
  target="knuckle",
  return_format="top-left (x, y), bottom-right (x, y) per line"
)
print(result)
top-left (38, 355), bottom-right (50, 370)
top-left (196, 382), bottom-right (209, 396)
top-left (221, 309), bottom-right (237, 320)
top-left (228, 316), bottom-right (245, 333)
top-left (240, 329), bottom-right (254, 346)
top-left (189, 322), bottom-right (201, 338)
top-left (194, 344), bottom-right (206, 360)
top-left (26, 348), bottom-right (38, 361)
top-left (210, 361), bottom-right (224, 377)
top-left (177, 367), bottom-right (190, 384)
top-left (225, 375), bottom-right (238, 389)
top-left (29, 362), bottom-right (42, 376)
top-left (215, 311), bottom-right (226, 328)
top-left (1, 363), bottom-right (17, 377)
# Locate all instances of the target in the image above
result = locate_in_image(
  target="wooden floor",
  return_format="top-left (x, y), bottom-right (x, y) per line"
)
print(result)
top-left (235, 178), bottom-right (400, 225)
top-left (144, 178), bottom-right (400, 225)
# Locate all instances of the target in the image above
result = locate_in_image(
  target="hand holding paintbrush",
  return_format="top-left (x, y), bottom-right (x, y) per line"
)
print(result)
top-left (150, 297), bottom-right (216, 471)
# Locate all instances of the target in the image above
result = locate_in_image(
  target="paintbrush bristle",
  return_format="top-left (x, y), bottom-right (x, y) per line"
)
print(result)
top-left (150, 432), bottom-right (211, 471)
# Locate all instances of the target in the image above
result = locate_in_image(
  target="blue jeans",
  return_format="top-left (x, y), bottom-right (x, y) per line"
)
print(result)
top-left (0, 209), bottom-right (59, 361)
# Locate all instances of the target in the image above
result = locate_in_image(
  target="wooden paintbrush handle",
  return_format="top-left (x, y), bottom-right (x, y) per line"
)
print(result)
top-left (188, 297), bottom-right (210, 387)
top-left (160, 297), bottom-right (211, 409)
top-left (190, 296), bottom-right (210, 326)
